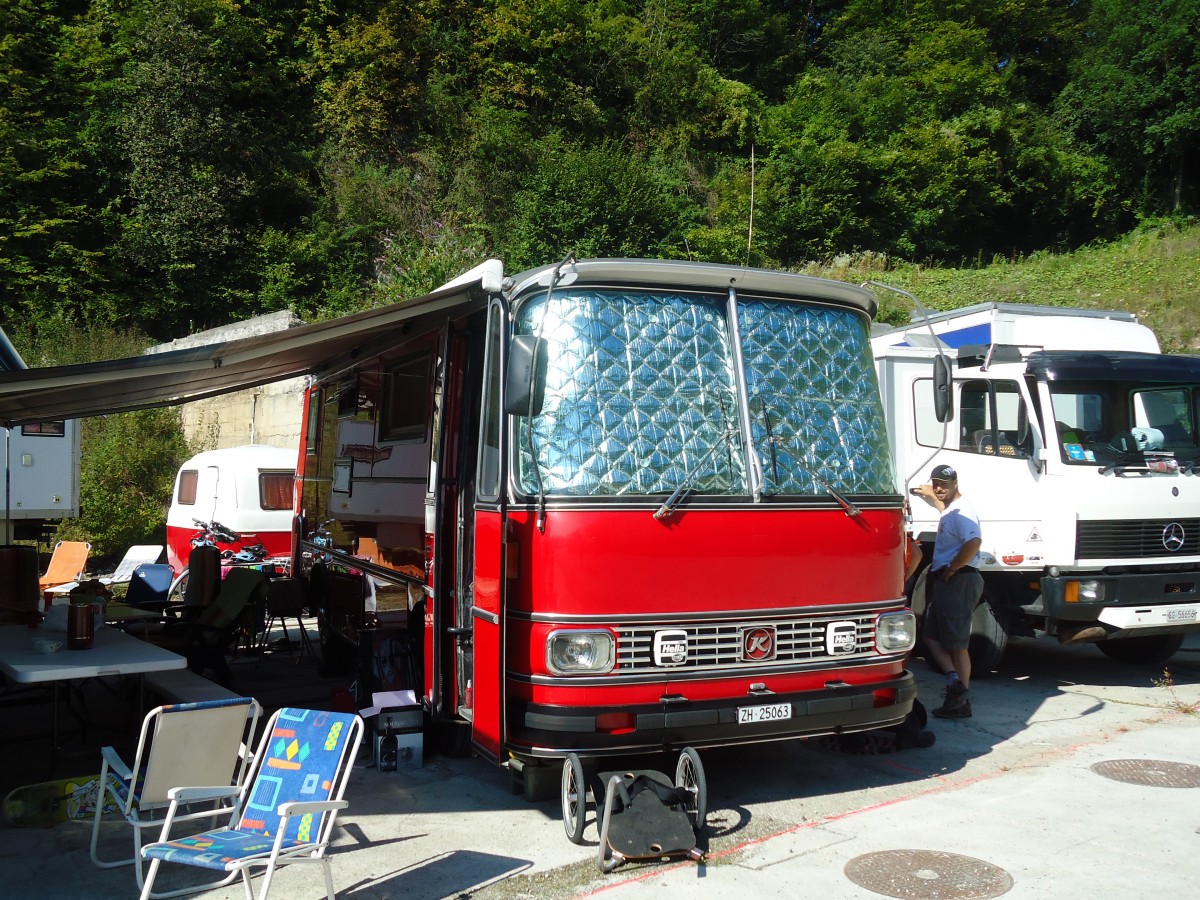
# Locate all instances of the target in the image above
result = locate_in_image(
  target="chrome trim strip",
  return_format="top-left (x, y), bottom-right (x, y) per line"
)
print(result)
top-left (727, 285), bottom-right (762, 501)
top-left (508, 652), bottom-right (908, 687)
top-left (502, 498), bottom-right (902, 512)
top-left (509, 600), bottom-right (908, 625)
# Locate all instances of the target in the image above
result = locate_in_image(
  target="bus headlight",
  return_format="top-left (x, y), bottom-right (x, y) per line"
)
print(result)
top-left (875, 610), bottom-right (916, 653)
top-left (546, 630), bottom-right (616, 675)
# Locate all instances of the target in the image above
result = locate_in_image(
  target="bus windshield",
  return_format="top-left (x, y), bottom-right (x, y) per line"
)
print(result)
top-left (513, 288), bottom-right (896, 498)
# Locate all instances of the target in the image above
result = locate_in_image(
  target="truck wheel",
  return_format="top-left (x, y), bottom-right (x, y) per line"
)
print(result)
top-left (561, 753), bottom-right (587, 844)
top-left (1097, 634), bottom-right (1184, 665)
top-left (913, 573), bottom-right (1007, 677)
top-left (967, 599), bottom-right (1008, 676)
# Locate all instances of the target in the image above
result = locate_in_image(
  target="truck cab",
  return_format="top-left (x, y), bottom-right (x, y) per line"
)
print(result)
top-left (874, 302), bottom-right (1200, 669)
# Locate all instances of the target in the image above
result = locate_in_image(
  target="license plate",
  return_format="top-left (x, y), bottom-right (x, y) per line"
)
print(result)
top-left (1166, 607), bottom-right (1197, 621)
top-left (738, 702), bottom-right (792, 724)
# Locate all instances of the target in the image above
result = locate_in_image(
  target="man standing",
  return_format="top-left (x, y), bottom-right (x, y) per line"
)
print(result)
top-left (912, 463), bottom-right (983, 719)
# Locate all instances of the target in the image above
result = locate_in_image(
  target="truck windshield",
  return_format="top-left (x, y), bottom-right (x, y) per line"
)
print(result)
top-left (513, 288), bottom-right (896, 498)
top-left (1050, 381), bottom-right (1199, 464)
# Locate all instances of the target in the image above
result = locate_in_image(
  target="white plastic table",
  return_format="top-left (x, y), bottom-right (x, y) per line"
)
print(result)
top-left (0, 625), bottom-right (186, 771)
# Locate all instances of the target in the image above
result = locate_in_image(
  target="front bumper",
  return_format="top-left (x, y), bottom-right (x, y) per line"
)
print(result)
top-left (507, 671), bottom-right (917, 758)
top-left (1040, 570), bottom-right (1200, 634)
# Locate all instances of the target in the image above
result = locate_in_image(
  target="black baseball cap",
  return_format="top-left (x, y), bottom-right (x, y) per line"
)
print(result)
top-left (930, 463), bottom-right (957, 482)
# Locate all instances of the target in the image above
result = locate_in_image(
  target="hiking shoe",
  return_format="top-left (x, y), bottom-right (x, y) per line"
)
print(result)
top-left (946, 679), bottom-right (968, 698)
top-left (933, 696), bottom-right (972, 719)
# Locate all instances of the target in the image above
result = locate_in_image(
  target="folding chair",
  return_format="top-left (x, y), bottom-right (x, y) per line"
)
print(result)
top-left (100, 545), bottom-right (164, 585)
top-left (259, 577), bottom-right (313, 663)
top-left (124, 564), bottom-right (175, 611)
top-left (89, 697), bottom-right (261, 896)
top-left (39, 539), bottom-right (91, 602)
top-left (153, 568), bottom-right (268, 686)
top-left (138, 707), bottom-right (365, 900)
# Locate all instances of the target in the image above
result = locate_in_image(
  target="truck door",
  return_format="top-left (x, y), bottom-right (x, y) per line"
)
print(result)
top-left (468, 301), bottom-right (507, 759)
top-left (950, 377), bottom-right (1044, 562)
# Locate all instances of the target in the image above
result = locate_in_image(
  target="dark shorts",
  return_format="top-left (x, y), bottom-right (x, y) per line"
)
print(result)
top-left (924, 569), bottom-right (984, 650)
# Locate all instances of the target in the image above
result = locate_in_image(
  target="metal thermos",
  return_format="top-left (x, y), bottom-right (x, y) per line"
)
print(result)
top-left (67, 587), bottom-right (95, 650)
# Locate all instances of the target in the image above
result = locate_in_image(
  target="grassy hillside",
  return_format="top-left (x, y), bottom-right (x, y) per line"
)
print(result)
top-left (795, 220), bottom-right (1200, 353)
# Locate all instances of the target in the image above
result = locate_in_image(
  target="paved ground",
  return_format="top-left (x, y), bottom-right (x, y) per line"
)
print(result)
top-left (4, 629), bottom-right (1198, 900)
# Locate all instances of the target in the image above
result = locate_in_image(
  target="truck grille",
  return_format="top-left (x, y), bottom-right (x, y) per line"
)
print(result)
top-left (1076, 518), bottom-right (1200, 559)
top-left (615, 612), bottom-right (880, 672)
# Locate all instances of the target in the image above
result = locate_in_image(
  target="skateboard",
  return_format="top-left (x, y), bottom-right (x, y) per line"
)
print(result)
top-left (2, 774), bottom-right (120, 827)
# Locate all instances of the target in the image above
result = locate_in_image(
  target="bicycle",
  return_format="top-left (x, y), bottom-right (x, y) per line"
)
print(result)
top-left (166, 519), bottom-right (276, 605)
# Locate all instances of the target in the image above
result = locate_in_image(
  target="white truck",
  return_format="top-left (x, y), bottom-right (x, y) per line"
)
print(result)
top-left (873, 301), bottom-right (1200, 670)
top-left (0, 329), bottom-right (81, 541)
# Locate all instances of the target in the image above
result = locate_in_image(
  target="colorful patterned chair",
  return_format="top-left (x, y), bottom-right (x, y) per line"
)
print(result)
top-left (137, 707), bottom-right (364, 900)
top-left (89, 697), bottom-right (261, 896)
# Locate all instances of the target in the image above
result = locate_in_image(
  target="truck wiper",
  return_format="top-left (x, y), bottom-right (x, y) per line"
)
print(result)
top-left (653, 429), bottom-right (737, 521)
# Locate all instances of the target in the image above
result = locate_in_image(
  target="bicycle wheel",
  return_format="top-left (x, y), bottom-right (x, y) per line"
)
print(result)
top-left (167, 569), bottom-right (188, 606)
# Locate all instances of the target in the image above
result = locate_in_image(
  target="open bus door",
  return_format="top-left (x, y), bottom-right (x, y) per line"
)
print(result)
top-left (427, 305), bottom-right (503, 760)
top-left (463, 300), bottom-right (508, 760)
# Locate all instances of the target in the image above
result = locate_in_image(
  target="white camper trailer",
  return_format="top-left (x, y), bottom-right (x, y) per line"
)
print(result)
top-left (166, 445), bottom-right (297, 576)
top-left (0, 329), bottom-right (80, 541)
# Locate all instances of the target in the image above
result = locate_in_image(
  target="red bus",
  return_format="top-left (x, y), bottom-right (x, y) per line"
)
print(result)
top-left (294, 257), bottom-right (916, 798)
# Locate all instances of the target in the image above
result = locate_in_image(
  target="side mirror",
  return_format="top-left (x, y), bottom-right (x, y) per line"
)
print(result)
top-left (1016, 402), bottom-right (1029, 444)
top-left (933, 355), bottom-right (954, 423)
top-left (505, 334), bottom-right (547, 417)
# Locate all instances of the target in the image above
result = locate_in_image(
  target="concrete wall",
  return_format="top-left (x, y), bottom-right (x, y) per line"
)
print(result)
top-left (149, 311), bottom-right (307, 452)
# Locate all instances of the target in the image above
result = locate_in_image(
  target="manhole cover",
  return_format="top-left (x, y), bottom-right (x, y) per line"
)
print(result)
top-left (1090, 758), bottom-right (1200, 788)
top-left (845, 849), bottom-right (1014, 900)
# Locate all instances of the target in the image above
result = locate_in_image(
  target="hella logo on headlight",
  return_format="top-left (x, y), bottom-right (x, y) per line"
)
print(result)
top-left (654, 630), bottom-right (688, 666)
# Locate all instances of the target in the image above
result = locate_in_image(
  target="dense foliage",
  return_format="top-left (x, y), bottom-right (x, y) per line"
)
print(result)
top-left (2, 0), bottom-right (1198, 344)
top-left (3, 0), bottom-right (1199, 554)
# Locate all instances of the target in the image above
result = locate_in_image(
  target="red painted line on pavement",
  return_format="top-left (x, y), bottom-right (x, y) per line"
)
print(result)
top-left (574, 721), bottom-right (1151, 898)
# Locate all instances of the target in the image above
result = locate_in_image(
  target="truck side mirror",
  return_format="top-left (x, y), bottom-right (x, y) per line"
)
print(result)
top-left (933, 355), bottom-right (953, 423)
top-left (1016, 403), bottom-right (1029, 445)
top-left (505, 334), bottom-right (547, 417)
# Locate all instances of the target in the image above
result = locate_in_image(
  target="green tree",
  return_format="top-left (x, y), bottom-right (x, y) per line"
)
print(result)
top-left (497, 137), bottom-right (702, 269)
top-left (1056, 0), bottom-right (1200, 220)
top-left (0, 0), bottom-right (115, 329)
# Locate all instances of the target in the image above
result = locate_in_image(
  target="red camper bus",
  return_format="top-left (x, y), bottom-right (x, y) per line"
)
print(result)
top-left (293, 257), bottom-right (916, 794)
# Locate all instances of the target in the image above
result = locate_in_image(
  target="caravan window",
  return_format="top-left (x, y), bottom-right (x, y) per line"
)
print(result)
top-left (177, 470), bottom-right (198, 505)
top-left (259, 472), bottom-right (294, 511)
top-left (21, 421), bottom-right (65, 436)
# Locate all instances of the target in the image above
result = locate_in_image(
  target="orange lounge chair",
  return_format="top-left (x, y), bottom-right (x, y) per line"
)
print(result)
top-left (39, 540), bottom-right (92, 594)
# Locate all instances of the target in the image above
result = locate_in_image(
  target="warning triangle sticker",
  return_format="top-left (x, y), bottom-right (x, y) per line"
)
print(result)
top-left (1028, 527), bottom-right (1042, 542)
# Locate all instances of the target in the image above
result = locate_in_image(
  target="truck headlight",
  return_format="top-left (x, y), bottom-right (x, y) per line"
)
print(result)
top-left (875, 610), bottom-right (916, 653)
top-left (546, 630), bottom-right (616, 675)
top-left (1065, 580), bottom-right (1107, 603)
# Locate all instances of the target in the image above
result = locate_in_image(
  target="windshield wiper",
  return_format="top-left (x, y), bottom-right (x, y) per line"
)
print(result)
top-left (762, 420), bottom-right (862, 518)
top-left (653, 429), bottom-right (737, 521)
